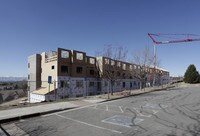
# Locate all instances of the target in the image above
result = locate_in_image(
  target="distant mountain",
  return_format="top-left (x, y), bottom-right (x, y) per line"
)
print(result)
top-left (0, 77), bottom-right (27, 82)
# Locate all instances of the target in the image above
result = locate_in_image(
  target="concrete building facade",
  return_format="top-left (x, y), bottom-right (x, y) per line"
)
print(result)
top-left (28, 48), bottom-right (170, 103)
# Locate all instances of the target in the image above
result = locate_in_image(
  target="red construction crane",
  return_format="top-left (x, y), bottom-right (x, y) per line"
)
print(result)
top-left (148, 33), bottom-right (200, 44)
top-left (147, 33), bottom-right (200, 86)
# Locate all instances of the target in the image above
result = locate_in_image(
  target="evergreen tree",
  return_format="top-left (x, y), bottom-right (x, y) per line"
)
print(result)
top-left (184, 64), bottom-right (200, 83)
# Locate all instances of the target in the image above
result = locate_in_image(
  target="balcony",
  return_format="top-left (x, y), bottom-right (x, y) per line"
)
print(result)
top-left (45, 51), bottom-right (58, 63)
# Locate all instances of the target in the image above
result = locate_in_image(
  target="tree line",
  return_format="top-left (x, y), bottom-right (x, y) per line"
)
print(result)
top-left (96, 44), bottom-right (157, 95)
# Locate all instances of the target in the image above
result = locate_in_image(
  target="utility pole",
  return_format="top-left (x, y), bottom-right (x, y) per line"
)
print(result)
top-left (153, 44), bottom-right (156, 86)
top-left (54, 80), bottom-right (56, 101)
top-left (48, 76), bottom-right (52, 101)
top-left (28, 81), bottom-right (30, 102)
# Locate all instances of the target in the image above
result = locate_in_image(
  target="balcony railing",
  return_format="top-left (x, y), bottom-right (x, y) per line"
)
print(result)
top-left (45, 55), bottom-right (57, 63)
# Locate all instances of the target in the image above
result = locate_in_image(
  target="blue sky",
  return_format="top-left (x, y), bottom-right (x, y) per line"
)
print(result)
top-left (1, 0), bottom-right (200, 77)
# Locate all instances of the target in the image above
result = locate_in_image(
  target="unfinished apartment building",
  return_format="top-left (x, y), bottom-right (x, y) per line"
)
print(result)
top-left (28, 48), bottom-right (169, 103)
top-left (28, 48), bottom-right (98, 102)
top-left (96, 56), bottom-right (140, 94)
top-left (96, 57), bottom-right (169, 92)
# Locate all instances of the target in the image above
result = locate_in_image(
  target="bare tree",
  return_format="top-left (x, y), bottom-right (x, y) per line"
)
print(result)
top-left (130, 46), bottom-right (154, 90)
top-left (96, 44), bottom-right (128, 95)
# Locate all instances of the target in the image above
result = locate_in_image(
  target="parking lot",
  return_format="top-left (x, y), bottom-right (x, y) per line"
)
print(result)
top-left (2, 86), bottom-right (200, 136)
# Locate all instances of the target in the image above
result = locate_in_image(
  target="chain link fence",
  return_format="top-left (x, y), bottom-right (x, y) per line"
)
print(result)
top-left (0, 78), bottom-right (171, 104)
top-left (27, 79), bottom-right (146, 102)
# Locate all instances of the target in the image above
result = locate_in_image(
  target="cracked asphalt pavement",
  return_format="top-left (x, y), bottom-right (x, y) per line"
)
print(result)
top-left (2, 85), bottom-right (200, 136)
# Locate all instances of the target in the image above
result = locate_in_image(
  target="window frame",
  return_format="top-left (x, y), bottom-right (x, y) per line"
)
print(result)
top-left (111, 60), bottom-right (115, 66)
top-left (89, 81), bottom-right (95, 87)
top-left (89, 69), bottom-right (95, 75)
top-left (104, 58), bottom-right (109, 64)
top-left (123, 82), bottom-right (126, 88)
top-left (76, 52), bottom-right (83, 60)
top-left (76, 67), bottom-right (83, 74)
top-left (76, 80), bottom-right (83, 88)
top-left (122, 63), bottom-right (126, 70)
top-left (61, 65), bottom-right (68, 73)
top-left (61, 50), bottom-right (69, 58)
top-left (60, 80), bottom-right (69, 88)
top-left (89, 58), bottom-right (95, 64)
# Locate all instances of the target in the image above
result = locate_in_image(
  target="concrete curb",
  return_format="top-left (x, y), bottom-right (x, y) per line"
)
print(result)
top-left (0, 107), bottom-right (76, 124)
top-left (102, 86), bottom-right (175, 102)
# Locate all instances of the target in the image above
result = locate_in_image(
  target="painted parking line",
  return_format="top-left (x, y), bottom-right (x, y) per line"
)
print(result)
top-left (90, 106), bottom-right (126, 114)
top-left (151, 109), bottom-right (159, 114)
top-left (102, 115), bottom-right (144, 128)
top-left (43, 100), bottom-right (122, 117)
top-left (42, 98), bottom-right (141, 117)
top-left (119, 106), bottom-right (124, 113)
top-left (132, 107), bottom-right (152, 118)
top-left (124, 107), bottom-right (156, 118)
top-left (56, 114), bottom-right (122, 134)
top-left (92, 105), bottom-right (126, 114)
top-left (142, 103), bottom-right (168, 109)
top-left (94, 105), bottom-right (124, 113)
top-left (140, 107), bottom-right (159, 115)
top-left (91, 105), bottom-right (158, 118)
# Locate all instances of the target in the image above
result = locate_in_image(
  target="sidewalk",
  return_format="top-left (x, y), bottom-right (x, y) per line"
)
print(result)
top-left (0, 85), bottom-right (173, 124)
top-left (0, 98), bottom-right (106, 123)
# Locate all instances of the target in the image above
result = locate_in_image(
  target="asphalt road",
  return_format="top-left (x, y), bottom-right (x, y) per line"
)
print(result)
top-left (2, 86), bottom-right (200, 136)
